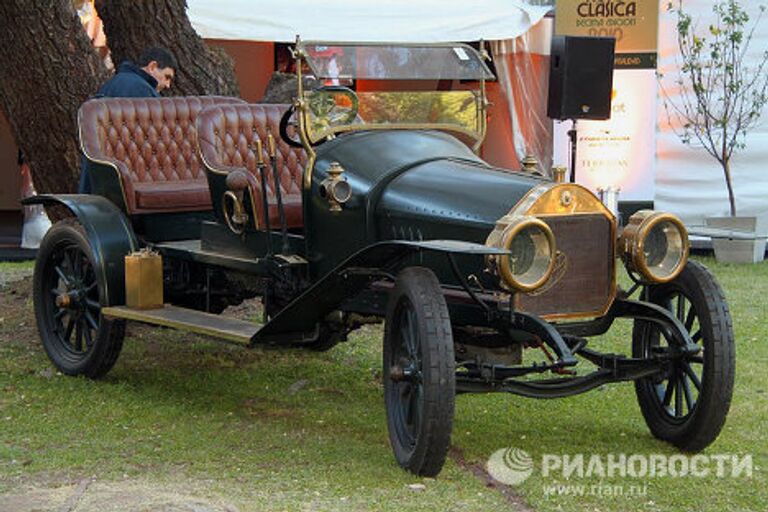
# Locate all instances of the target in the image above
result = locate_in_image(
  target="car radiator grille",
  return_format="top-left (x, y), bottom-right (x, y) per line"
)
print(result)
top-left (516, 213), bottom-right (615, 320)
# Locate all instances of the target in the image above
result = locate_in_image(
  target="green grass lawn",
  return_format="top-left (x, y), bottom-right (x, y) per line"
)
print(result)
top-left (0, 256), bottom-right (765, 511)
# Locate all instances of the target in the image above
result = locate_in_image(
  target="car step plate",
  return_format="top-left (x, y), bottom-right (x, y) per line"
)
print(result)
top-left (102, 305), bottom-right (260, 345)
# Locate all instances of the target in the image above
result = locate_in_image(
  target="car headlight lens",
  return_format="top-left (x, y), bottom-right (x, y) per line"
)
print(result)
top-left (620, 210), bottom-right (689, 283)
top-left (494, 216), bottom-right (556, 292)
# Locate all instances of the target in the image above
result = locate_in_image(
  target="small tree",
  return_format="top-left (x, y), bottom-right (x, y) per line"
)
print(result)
top-left (662, 0), bottom-right (768, 216)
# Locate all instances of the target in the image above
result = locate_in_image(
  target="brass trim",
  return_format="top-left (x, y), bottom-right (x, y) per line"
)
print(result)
top-left (222, 190), bottom-right (248, 235)
top-left (55, 293), bottom-right (71, 308)
top-left (619, 211), bottom-right (690, 284)
top-left (247, 174), bottom-right (262, 231)
top-left (486, 215), bottom-right (557, 293)
top-left (255, 138), bottom-right (264, 165)
top-left (305, 121), bottom-right (484, 149)
top-left (525, 183), bottom-right (617, 219)
top-left (295, 36), bottom-right (319, 191)
top-left (475, 39), bottom-right (489, 154)
top-left (499, 217), bottom-right (556, 292)
top-left (319, 162), bottom-right (351, 212)
top-left (198, 152), bottom-right (225, 176)
top-left (552, 166), bottom-right (567, 183)
top-left (522, 155), bottom-right (539, 173)
top-left (485, 183), bottom-right (619, 322)
top-left (528, 185), bottom-right (618, 321)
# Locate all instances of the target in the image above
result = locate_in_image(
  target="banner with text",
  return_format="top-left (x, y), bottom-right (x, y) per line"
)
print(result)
top-left (553, 0), bottom-right (658, 202)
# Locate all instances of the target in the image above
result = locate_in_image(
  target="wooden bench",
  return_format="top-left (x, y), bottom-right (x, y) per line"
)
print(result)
top-left (79, 96), bottom-right (245, 215)
top-left (196, 103), bottom-right (307, 229)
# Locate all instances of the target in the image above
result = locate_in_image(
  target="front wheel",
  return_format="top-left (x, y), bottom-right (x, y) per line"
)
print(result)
top-left (33, 219), bottom-right (125, 379)
top-left (633, 261), bottom-right (735, 451)
top-left (383, 267), bottom-right (455, 476)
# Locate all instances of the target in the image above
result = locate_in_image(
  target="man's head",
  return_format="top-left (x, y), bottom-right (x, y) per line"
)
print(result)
top-left (138, 47), bottom-right (177, 92)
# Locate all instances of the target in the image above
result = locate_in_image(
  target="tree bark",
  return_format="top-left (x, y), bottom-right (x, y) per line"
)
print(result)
top-left (722, 158), bottom-right (737, 217)
top-left (0, 1), bottom-right (110, 194)
top-left (95, 0), bottom-right (240, 97)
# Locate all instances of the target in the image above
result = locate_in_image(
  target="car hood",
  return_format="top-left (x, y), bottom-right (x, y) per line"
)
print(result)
top-left (313, 130), bottom-right (547, 245)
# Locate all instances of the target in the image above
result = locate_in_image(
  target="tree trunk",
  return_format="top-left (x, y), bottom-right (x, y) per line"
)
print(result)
top-left (0, 1), bottom-right (110, 195)
top-left (95, 0), bottom-right (240, 97)
top-left (722, 158), bottom-right (737, 217)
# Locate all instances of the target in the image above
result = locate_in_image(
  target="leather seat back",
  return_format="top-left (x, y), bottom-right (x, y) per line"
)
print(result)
top-left (197, 103), bottom-right (307, 228)
top-left (79, 96), bottom-right (245, 214)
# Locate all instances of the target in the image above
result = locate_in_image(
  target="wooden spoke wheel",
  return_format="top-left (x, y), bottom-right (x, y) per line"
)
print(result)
top-left (633, 261), bottom-right (735, 451)
top-left (33, 220), bottom-right (125, 378)
top-left (383, 267), bottom-right (454, 476)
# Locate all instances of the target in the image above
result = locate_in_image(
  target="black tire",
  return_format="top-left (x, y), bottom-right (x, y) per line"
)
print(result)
top-left (383, 267), bottom-right (455, 476)
top-left (33, 219), bottom-right (125, 379)
top-left (633, 260), bottom-right (735, 451)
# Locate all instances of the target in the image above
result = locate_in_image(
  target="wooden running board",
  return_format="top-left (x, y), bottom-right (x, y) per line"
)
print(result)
top-left (102, 305), bottom-right (260, 345)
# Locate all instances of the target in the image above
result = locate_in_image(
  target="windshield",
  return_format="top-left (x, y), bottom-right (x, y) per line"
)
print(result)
top-left (302, 89), bottom-right (482, 143)
top-left (296, 42), bottom-right (493, 146)
top-left (300, 42), bottom-right (494, 81)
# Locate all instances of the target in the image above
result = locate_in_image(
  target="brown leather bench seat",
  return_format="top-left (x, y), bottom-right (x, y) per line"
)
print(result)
top-left (197, 103), bottom-right (306, 229)
top-left (79, 96), bottom-right (245, 214)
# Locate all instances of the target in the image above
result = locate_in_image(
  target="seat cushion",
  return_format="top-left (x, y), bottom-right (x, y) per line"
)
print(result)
top-left (133, 181), bottom-right (212, 211)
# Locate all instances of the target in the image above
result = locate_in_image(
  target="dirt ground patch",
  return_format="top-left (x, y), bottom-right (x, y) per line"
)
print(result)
top-left (0, 266), bottom-right (33, 291)
top-left (0, 275), bottom-right (37, 347)
top-left (0, 478), bottom-right (240, 512)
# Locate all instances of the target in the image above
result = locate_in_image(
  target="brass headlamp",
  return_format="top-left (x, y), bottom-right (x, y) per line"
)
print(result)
top-left (619, 210), bottom-right (689, 283)
top-left (486, 215), bottom-right (556, 292)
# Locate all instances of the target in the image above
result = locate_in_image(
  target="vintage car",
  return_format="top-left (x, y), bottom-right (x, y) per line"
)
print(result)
top-left (27, 40), bottom-right (734, 477)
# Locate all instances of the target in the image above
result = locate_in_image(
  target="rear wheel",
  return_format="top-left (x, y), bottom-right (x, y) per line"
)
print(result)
top-left (633, 261), bottom-right (734, 451)
top-left (383, 267), bottom-right (455, 476)
top-left (33, 219), bottom-right (125, 379)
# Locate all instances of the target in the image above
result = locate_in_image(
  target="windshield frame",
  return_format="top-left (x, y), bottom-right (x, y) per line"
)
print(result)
top-left (292, 37), bottom-right (492, 189)
top-left (298, 40), bottom-right (495, 81)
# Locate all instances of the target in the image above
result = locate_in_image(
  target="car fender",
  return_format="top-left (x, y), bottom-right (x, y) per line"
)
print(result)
top-left (22, 194), bottom-right (138, 306)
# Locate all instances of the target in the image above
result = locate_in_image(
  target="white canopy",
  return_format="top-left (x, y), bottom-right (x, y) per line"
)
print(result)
top-left (186, 0), bottom-right (551, 43)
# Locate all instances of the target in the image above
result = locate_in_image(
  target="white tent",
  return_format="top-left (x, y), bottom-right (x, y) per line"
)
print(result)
top-left (187, 1), bottom-right (768, 224)
top-left (187, 0), bottom-right (551, 43)
top-left (187, 0), bottom-right (555, 172)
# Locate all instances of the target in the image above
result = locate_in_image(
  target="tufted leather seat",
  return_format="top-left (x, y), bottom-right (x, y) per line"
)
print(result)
top-left (79, 96), bottom-right (245, 214)
top-left (197, 103), bottom-right (307, 229)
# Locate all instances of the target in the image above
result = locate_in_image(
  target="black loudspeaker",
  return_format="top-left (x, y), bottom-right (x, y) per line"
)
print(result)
top-left (547, 36), bottom-right (616, 121)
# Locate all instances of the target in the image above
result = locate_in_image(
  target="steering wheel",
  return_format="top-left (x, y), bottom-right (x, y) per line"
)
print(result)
top-left (279, 86), bottom-right (359, 148)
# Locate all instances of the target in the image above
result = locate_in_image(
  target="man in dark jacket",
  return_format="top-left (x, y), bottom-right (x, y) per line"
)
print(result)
top-left (78, 47), bottom-right (177, 192)
top-left (95, 47), bottom-right (177, 97)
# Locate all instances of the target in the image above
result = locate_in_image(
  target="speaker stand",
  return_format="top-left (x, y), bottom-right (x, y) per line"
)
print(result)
top-left (567, 119), bottom-right (578, 184)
